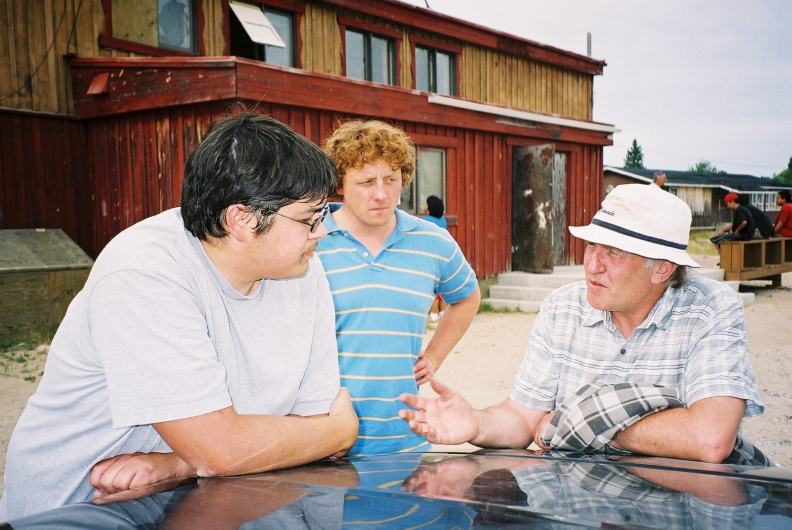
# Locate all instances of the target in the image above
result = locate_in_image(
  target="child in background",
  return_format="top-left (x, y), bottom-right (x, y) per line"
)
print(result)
top-left (424, 196), bottom-right (447, 320)
top-left (423, 195), bottom-right (447, 229)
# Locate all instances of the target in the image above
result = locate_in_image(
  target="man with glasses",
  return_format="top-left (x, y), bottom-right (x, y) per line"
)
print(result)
top-left (317, 120), bottom-right (480, 455)
top-left (0, 112), bottom-right (358, 520)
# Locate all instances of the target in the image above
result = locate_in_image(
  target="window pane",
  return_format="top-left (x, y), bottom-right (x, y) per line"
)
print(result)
top-left (264, 9), bottom-right (293, 66)
top-left (416, 149), bottom-right (446, 212)
top-left (346, 30), bottom-right (365, 80)
top-left (370, 35), bottom-right (391, 84)
top-left (435, 51), bottom-right (453, 96)
top-left (157, 0), bottom-right (194, 52)
top-left (400, 182), bottom-right (415, 213)
top-left (400, 148), bottom-right (446, 215)
top-left (415, 47), bottom-right (429, 92)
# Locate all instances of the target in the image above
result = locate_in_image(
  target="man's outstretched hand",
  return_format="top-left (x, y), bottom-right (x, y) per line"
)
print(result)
top-left (399, 379), bottom-right (479, 445)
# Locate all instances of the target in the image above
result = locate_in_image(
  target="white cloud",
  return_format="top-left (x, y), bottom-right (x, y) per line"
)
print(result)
top-left (399, 0), bottom-right (792, 176)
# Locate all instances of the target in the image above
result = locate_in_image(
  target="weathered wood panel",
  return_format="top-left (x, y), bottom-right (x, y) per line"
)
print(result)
top-left (0, 229), bottom-right (93, 343)
top-left (460, 43), bottom-right (593, 120)
top-left (2, 0), bottom-right (602, 123)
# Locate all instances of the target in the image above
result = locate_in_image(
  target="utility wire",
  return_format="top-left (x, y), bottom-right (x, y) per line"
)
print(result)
top-left (0, 0), bottom-right (86, 103)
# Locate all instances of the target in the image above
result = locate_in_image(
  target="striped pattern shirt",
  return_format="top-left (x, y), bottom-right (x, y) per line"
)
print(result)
top-left (510, 276), bottom-right (764, 417)
top-left (317, 206), bottom-right (478, 455)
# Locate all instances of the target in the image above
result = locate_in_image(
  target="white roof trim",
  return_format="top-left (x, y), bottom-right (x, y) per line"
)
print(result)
top-left (229, 1), bottom-right (285, 48)
top-left (428, 94), bottom-right (619, 134)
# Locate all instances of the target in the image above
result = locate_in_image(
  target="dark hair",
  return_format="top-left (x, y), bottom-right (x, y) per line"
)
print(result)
top-left (426, 195), bottom-right (444, 218)
top-left (779, 190), bottom-right (792, 203)
top-left (669, 265), bottom-right (688, 289)
top-left (737, 194), bottom-right (750, 206)
top-left (181, 112), bottom-right (337, 240)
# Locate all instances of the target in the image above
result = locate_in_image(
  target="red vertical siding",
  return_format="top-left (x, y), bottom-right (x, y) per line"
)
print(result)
top-left (1, 102), bottom-right (604, 273)
top-left (0, 112), bottom-right (92, 253)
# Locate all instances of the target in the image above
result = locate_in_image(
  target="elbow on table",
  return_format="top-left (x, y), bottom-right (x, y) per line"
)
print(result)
top-left (693, 433), bottom-right (738, 464)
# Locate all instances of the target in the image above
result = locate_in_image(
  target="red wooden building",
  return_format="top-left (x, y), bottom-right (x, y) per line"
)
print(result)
top-left (0, 0), bottom-right (616, 278)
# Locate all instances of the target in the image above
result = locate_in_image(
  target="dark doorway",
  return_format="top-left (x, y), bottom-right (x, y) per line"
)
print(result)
top-left (512, 144), bottom-right (555, 273)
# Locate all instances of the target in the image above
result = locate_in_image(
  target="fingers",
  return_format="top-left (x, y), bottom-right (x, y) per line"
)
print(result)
top-left (429, 378), bottom-right (452, 396)
top-left (399, 392), bottom-right (429, 411)
top-left (89, 456), bottom-right (117, 490)
top-left (92, 454), bottom-right (139, 495)
top-left (406, 418), bottom-right (437, 442)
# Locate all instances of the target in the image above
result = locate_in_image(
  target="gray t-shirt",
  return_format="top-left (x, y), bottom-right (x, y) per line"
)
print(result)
top-left (0, 208), bottom-right (340, 520)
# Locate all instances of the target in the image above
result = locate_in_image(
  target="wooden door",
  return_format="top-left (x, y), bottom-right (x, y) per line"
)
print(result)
top-left (512, 144), bottom-right (555, 273)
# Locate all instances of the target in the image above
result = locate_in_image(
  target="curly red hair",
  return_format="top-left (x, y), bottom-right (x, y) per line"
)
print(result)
top-left (323, 120), bottom-right (416, 191)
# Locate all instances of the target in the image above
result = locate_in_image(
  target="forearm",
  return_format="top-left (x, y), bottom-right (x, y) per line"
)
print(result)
top-left (156, 407), bottom-right (358, 478)
top-left (624, 460), bottom-right (749, 505)
top-left (423, 287), bottom-right (481, 369)
top-left (733, 221), bottom-right (747, 234)
top-left (612, 397), bottom-right (744, 463)
top-left (470, 401), bottom-right (537, 449)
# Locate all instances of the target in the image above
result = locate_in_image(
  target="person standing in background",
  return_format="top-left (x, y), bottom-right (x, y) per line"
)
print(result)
top-left (775, 190), bottom-right (792, 237)
top-left (423, 195), bottom-right (447, 229)
top-left (424, 195), bottom-right (448, 321)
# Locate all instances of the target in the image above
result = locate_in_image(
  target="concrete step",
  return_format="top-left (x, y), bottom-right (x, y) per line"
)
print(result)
top-left (489, 285), bottom-right (557, 302)
top-left (738, 292), bottom-right (755, 306)
top-left (484, 298), bottom-right (543, 313)
top-left (495, 268), bottom-right (584, 289)
top-left (724, 280), bottom-right (741, 292)
top-left (692, 267), bottom-right (724, 281)
top-left (483, 266), bottom-right (754, 309)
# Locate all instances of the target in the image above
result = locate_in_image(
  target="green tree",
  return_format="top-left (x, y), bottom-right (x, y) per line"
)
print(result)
top-left (771, 157), bottom-right (792, 185)
top-left (688, 160), bottom-right (723, 173)
top-left (624, 139), bottom-right (645, 169)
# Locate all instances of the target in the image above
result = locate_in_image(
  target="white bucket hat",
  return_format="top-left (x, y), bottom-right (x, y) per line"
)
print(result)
top-left (569, 184), bottom-right (701, 268)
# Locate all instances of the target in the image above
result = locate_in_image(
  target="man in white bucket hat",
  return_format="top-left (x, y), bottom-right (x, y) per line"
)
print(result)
top-left (401, 184), bottom-right (768, 465)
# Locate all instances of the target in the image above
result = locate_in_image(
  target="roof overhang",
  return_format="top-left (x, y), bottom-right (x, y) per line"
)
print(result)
top-left (68, 57), bottom-right (615, 146)
top-left (430, 95), bottom-right (619, 135)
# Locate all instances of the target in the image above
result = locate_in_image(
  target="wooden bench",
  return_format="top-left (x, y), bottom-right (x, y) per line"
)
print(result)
top-left (0, 229), bottom-right (93, 344)
top-left (719, 238), bottom-right (792, 286)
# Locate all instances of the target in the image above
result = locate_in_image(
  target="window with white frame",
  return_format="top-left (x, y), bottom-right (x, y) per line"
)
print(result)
top-left (229, 2), bottom-right (295, 67)
top-left (399, 148), bottom-right (447, 215)
top-left (415, 45), bottom-right (456, 96)
top-left (345, 29), bottom-right (397, 85)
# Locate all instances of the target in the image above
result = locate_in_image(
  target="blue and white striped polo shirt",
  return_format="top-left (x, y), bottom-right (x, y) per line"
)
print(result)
top-left (317, 205), bottom-right (478, 455)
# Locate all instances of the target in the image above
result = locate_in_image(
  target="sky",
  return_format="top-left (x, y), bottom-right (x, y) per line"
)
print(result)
top-left (398, 0), bottom-right (791, 178)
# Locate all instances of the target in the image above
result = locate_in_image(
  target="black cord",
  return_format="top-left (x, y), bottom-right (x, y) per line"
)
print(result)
top-left (0, 0), bottom-right (86, 104)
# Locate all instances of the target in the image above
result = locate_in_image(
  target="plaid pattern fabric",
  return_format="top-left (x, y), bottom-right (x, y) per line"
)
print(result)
top-left (539, 382), bottom-right (774, 466)
top-left (539, 382), bottom-right (683, 452)
top-left (511, 458), bottom-right (769, 529)
top-left (510, 276), bottom-right (764, 418)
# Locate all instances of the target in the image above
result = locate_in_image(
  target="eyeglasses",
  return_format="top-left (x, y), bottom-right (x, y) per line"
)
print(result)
top-left (268, 204), bottom-right (329, 233)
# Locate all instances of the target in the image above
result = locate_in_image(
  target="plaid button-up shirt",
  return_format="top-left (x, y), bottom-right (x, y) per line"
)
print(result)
top-left (510, 275), bottom-right (764, 417)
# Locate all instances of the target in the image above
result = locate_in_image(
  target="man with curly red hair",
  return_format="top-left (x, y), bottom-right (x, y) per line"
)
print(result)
top-left (317, 120), bottom-right (481, 455)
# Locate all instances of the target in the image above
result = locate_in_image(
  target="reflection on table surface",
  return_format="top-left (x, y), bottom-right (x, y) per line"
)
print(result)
top-left (5, 450), bottom-right (792, 529)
